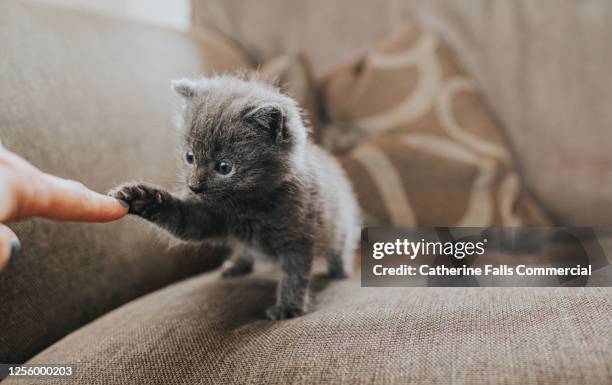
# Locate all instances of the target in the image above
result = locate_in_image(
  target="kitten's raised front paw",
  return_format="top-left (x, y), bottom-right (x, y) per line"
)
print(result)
top-left (265, 304), bottom-right (304, 320)
top-left (109, 183), bottom-right (168, 219)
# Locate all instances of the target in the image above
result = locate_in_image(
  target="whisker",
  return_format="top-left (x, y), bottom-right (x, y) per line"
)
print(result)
top-left (222, 193), bottom-right (242, 225)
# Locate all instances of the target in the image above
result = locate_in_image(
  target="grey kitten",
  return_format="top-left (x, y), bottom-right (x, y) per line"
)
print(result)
top-left (110, 76), bottom-right (360, 320)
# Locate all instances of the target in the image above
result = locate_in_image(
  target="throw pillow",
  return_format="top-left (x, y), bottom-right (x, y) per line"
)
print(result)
top-left (318, 22), bottom-right (549, 227)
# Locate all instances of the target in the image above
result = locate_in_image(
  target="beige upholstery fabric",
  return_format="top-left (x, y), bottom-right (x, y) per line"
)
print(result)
top-left (320, 22), bottom-right (548, 227)
top-left (260, 53), bottom-right (320, 139)
top-left (191, 0), bottom-right (612, 225)
top-left (0, 0), bottom-right (248, 363)
top-left (11, 265), bottom-right (612, 385)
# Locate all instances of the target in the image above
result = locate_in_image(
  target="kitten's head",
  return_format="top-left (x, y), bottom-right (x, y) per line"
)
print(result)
top-left (172, 75), bottom-right (308, 201)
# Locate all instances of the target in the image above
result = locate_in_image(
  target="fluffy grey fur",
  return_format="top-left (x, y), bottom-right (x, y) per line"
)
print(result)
top-left (110, 75), bottom-right (360, 320)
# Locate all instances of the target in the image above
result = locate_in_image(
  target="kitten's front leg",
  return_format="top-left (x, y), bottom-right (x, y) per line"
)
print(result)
top-left (109, 182), bottom-right (221, 241)
top-left (266, 249), bottom-right (313, 320)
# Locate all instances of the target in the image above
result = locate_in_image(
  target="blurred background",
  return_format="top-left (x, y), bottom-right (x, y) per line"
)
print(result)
top-left (29, 0), bottom-right (612, 226)
top-left (34, 0), bottom-right (191, 30)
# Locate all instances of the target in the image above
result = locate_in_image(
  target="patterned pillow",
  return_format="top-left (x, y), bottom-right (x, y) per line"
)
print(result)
top-left (318, 22), bottom-right (549, 227)
top-left (259, 53), bottom-right (321, 140)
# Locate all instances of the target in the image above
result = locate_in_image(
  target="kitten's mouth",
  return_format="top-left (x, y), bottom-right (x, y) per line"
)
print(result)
top-left (189, 190), bottom-right (207, 199)
top-left (186, 186), bottom-right (208, 200)
top-left (188, 184), bottom-right (205, 194)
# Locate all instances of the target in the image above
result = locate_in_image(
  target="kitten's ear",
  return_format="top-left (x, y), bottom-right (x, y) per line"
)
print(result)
top-left (171, 79), bottom-right (201, 99)
top-left (244, 105), bottom-right (287, 143)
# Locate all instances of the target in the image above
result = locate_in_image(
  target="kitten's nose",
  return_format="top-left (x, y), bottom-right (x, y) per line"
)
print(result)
top-left (188, 184), bottom-right (204, 193)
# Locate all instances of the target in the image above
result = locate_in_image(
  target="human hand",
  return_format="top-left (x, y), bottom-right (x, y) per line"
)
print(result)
top-left (0, 142), bottom-right (129, 271)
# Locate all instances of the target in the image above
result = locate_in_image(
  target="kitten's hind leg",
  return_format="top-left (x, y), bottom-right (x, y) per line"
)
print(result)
top-left (327, 252), bottom-right (348, 279)
top-left (222, 254), bottom-right (254, 278)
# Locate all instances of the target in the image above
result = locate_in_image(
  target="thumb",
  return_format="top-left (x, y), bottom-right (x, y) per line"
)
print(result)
top-left (0, 223), bottom-right (20, 272)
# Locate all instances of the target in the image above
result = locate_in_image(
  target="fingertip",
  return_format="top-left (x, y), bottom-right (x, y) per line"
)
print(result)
top-left (37, 176), bottom-right (131, 222)
top-left (96, 196), bottom-right (129, 222)
top-left (110, 198), bottom-right (130, 220)
top-left (114, 197), bottom-right (130, 214)
top-left (70, 193), bottom-right (129, 222)
top-left (79, 190), bottom-right (129, 222)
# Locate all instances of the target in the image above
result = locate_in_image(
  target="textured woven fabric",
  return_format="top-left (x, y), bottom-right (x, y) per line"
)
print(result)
top-left (0, 0), bottom-right (246, 363)
top-left (12, 264), bottom-right (612, 384)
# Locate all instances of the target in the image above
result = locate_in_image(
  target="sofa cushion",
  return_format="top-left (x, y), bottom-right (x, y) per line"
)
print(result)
top-left (0, 0), bottom-right (248, 363)
top-left (11, 264), bottom-right (612, 385)
top-left (319, 23), bottom-right (548, 227)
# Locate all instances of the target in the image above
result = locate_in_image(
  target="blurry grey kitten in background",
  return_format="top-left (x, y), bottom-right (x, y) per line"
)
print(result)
top-left (110, 75), bottom-right (360, 320)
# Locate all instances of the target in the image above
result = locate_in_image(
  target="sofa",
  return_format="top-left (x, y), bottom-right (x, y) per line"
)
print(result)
top-left (1, 1), bottom-right (611, 384)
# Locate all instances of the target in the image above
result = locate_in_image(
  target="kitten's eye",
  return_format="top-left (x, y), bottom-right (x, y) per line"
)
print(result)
top-left (215, 160), bottom-right (233, 175)
top-left (184, 151), bottom-right (195, 165)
